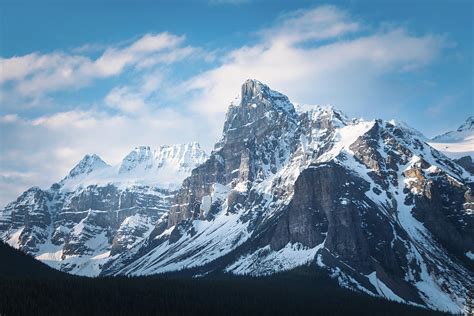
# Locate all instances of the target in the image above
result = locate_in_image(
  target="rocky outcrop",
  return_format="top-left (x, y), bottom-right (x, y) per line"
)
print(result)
top-left (455, 156), bottom-right (474, 174)
top-left (0, 143), bottom-right (206, 275)
top-left (1, 80), bottom-right (472, 313)
top-left (0, 183), bottom-right (172, 275)
top-left (115, 80), bottom-right (472, 313)
top-left (167, 79), bottom-right (298, 228)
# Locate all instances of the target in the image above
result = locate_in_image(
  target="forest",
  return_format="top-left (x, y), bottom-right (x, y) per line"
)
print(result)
top-left (0, 242), bottom-right (451, 316)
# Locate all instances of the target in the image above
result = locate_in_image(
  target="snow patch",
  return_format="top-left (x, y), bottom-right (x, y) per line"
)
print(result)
top-left (6, 227), bottom-right (24, 247)
top-left (367, 272), bottom-right (406, 303)
top-left (226, 241), bottom-right (325, 276)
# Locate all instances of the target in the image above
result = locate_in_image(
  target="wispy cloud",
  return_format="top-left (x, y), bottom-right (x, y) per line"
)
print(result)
top-left (0, 5), bottom-right (450, 207)
top-left (260, 5), bottom-right (360, 44)
top-left (0, 32), bottom-right (192, 98)
top-left (0, 107), bottom-right (211, 206)
top-left (181, 6), bottom-right (445, 118)
top-left (426, 94), bottom-right (458, 117)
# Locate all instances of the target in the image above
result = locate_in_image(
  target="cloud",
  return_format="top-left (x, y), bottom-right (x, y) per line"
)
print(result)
top-left (0, 32), bottom-right (190, 98)
top-left (0, 107), bottom-right (213, 207)
top-left (92, 33), bottom-right (184, 76)
top-left (104, 69), bottom-right (167, 114)
top-left (0, 5), bottom-right (450, 207)
top-left (105, 87), bottom-right (148, 113)
top-left (0, 114), bottom-right (18, 123)
top-left (181, 7), bottom-right (445, 120)
top-left (426, 94), bottom-right (458, 117)
top-left (261, 5), bottom-right (360, 44)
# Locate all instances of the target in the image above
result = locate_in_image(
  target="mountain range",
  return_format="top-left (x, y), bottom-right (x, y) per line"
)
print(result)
top-left (430, 116), bottom-right (474, 159)
top-left (1, 79), bottom-right (472, 314)
top-left (0, 142), bottom-right (207, 275)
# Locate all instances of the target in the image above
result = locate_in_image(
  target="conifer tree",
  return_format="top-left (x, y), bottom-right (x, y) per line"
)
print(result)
top-left (466, 286), bottom-right (474, 316)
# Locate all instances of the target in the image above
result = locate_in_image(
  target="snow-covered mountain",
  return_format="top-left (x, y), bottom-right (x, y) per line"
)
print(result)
top-left (0, 143), bottom-right (207, 275)
top-left (61, 142), bottom-right (207, 191)
top-left (1, 80), bottom-right (472, 314)
top-left (429, 116), bottom-right (474, 160)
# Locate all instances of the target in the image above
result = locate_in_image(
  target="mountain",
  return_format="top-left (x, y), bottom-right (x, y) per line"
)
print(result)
top-left (0, 143), bottom-right (207, 275)
top-left (0, 250), bottom-right (446, 316)
top-left (104, 80), bottom-right (473, 313)
top-left (429, 116), bottom-right (474, 160)
top-left (0, 241), bottom-right (66, 279)
top-left (61, 142), bottom-right (207, 191)
top-left (0, 240), bottom-right (442, 316)
top-left (64, 154), bottom-right (109, 180)
top-left (1, 80), bottom-right (473, 314)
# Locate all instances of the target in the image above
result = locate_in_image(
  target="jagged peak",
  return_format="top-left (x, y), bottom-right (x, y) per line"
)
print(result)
top-left (154, 142), bottom-right (207, 165)
top-left (119, 146), bottom-right (153, 173)
top-left (131, 145), bottom-right (152, 154)
top-left (222, 80), bottom-right (296, 136)
top-left (231, 79), bottom-right (294, 113)
top-left (65, 154), bottom-right (109, 179)
top-left (157, 142), bottom-right (202, 152)
top-left (119, 143), bottom-right (207, 174)
top-left (297, 104), bottom-right (353, 130)
top-left (52, 143), bottom-right (207, 191)
top-left (457, 116), bottom-right (474, 132)
top-left (432, 116), bottom-right (474, 142)
top-left (309, 105), bottom-right (348, 121)
top-left (241, 79), bottom-right (269, 102)
top-left (386, 119), bottom-right (427, 140)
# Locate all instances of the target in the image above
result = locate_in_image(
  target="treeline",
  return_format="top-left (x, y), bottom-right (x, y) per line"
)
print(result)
top-left (0, 243), bottom-right (450, 316)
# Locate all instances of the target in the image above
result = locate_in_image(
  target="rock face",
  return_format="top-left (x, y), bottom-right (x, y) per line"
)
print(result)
top-left (167, 80), bottom-right (298, 227)
top-left (103, 80), bottom-right (473, 314)
top-left (455, 155), bottom-right (474, 175)
top-left (1, 80), bottom-right (473, 313)
top-left (0, 143), bottom-right (207, 275)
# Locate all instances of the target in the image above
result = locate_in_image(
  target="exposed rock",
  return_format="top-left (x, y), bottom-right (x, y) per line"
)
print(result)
top-left (1, 80), bottom-right (473, 314)
top-left (0, 143), bottom-right (206, 275)
top-left (455, 155), bottom-right (474, 174)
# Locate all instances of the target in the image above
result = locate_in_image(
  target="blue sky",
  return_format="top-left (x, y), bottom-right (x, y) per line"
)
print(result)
top-left (0, 0), bottom-right (473, 206)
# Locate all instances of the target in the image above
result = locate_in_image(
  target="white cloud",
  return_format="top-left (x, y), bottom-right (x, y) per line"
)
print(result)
top-left (0, 114), bottom-right (18, 123)
top-left (127, 33), bottom-right (184, 53)
top-left (104, 70), bottom-right (166, 114)
top-left (181, 7), bottom-right (445, 120)
top-left (261, 5), bottom-right (360, 44)
top-left (0, 5), bottom-right (449, 207)
top-left (105, 87), bottom-right (147, 113)
top-left (0, 32), bottom-right (190, 97)
top-left (0, 107), bottom-right (214, 207)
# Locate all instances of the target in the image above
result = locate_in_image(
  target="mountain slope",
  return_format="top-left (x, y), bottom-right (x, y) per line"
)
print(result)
top-left (0, 143), bottom-right (207, 275)
top-left (1, 80), bottom-right (472, 314)
top-left (1, 241), bottom-right (446, 315)
top-left (0, 241), bottom-right (66, 279)
top-left (429, 116), bottom-right (474, 160)
top-left (0, 265), bottom-right (448, 316)
top-left (104, 80), bottom-right (473, 314)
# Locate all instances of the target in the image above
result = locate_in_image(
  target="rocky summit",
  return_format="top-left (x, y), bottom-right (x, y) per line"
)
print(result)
top-left (1, 79), bottom-right (473, 314)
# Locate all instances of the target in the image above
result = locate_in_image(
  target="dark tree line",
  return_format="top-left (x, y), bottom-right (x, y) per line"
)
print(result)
top-left (0, 242), bottom-right (452, 316)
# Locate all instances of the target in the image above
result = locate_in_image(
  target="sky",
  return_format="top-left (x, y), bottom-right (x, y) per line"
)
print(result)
top-left (0, 0), bottom-right (473, 207)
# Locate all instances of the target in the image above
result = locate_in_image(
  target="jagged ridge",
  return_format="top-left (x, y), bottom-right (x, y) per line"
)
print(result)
top-left (0, 143), bottom-right (207, 275)
top-left (104, 80), bottom-right (473, 313)
top-left (1, 80), bottom-right (473, 314)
